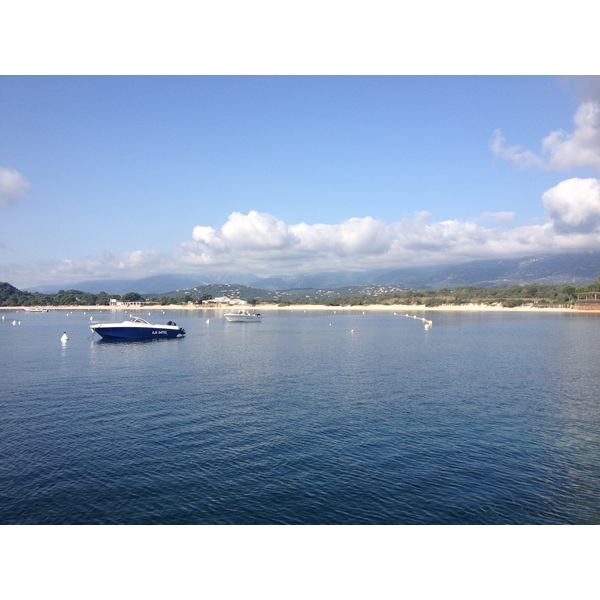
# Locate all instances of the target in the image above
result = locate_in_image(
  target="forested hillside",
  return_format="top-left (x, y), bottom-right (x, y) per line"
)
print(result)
top-left (2, 277), bottom-right (600, 308)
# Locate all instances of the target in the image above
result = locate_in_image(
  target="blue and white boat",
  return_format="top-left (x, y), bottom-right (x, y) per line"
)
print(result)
top-left (90, 316), bottom-right (186, 340)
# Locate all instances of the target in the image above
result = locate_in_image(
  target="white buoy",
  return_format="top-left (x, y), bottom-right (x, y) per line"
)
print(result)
top-left (12, 320), bottom-right (17, 325)
top-left (206, 319), bottom-right (210, 324)
top-left (90, 316), bottom-right (93, 321)
top-left (61, 332), bottom-right (68, 342)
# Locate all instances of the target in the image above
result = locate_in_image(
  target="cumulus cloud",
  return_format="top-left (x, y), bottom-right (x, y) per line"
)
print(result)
top-left (0, 168), bottom-right (30, 208)
top-left (4, 182), bottom-right (600, 288)
top-left (181, 212), bottom-right (396, 273)
top-left (221, 210), bottom-right (298, 250)
top-left (492, 101), bottom-right (600, 171)
top-left (192, 225), bottom-right (224, 248)
top-left (542, 177), bottom-right (600, 234)
top-left (175, 191), bottom-right (600, 277)
top-left (542, 102), bottom-right (600, 170)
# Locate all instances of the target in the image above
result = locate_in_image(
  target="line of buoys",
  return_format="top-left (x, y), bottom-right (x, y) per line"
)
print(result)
top-left (394, 313), bottom-right (433, 330)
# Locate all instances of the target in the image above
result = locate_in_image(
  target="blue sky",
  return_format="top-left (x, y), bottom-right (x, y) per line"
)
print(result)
top-left (2, 75), bottom-right (600, 288)
top-left (2, 1), bottom-right (600, 292)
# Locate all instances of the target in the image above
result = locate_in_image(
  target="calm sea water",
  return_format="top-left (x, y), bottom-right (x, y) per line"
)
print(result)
top-left (1, 307), bottom-right (599, 524)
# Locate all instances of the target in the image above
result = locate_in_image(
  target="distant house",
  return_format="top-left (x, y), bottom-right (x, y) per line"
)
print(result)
top-left (202, 296), bottom-right (228, 306)
top-left (109, 299), bottom-right (144, 307)
top-left (202, 296), bottom-right (247, 307)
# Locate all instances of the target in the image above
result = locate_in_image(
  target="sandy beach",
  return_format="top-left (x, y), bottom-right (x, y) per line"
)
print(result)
top-left (4, 303), bottom-right (593, 313)
top-left (254, 303), bottom-right (581, 313)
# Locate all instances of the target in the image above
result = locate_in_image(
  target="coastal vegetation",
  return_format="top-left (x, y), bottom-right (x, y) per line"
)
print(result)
top-left (0, 282), bottom-right (192, 308)
top-left (2, 277), bottom-right (600, 308)
top-left (318, 281), bottom-right (600, 308)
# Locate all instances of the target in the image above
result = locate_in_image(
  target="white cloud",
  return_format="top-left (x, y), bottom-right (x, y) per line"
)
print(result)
top-left (542, 177), bottom-right (600, 234)
top-left (182, 213), bottom-right (395, 272)
top-left (4, 184), bottom-right (600, 288)
top-left (175, 194), bottom-right (600, 277)
top-left (292, 216), bottom-right (393, 256)
top-left (542, 102), bottom-right (600, 170)
top-left (0, 168), bottom-right (30, 208)
top-left (492, 101), bottom-right (600, 171)
top-left (221, 210), bottom-right (298, 250)
top-left (191, 225), bottom-right (224, 249)
top-left (490, 130), bottom-right (545, 170)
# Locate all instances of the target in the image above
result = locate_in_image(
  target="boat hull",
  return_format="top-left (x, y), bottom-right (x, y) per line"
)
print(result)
top-left (224, 311), bottom-right (262, 322)
top-left (90, 318), bottom-right (185, 340)
top-left (224, 315), bottom-right (262, 322)
top-left (91, 326), bottom-right (183, 339)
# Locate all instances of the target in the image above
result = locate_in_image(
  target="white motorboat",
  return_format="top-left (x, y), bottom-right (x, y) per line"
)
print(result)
top-left (224, 310), bottom-right (263, 322)
top-left (90, 316), bottom-right (186, 340)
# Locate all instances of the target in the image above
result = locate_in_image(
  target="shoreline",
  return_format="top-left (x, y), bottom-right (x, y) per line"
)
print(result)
top-left (2, 303), bottom-right (597, 313)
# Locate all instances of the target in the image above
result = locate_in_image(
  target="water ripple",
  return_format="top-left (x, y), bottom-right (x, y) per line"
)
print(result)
top-left (1, 310), bottom-right (599, 523)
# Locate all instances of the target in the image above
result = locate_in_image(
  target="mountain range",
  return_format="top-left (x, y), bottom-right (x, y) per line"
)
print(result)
top-left (23, 251), bottom-right (600, 295)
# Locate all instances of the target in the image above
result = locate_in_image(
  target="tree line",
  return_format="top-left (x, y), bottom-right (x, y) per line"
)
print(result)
top-left (1, 278), bottom-right (599, 308)
top-left (0, 283), bottom-right (204, 307)
top-left (307, 279), bottom-right (600, 308)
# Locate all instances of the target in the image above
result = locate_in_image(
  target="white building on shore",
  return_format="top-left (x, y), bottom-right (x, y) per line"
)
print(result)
top-left (201, 296), bottom-right (247, 307)
top-left (109, 299), bottom-right (144, 307)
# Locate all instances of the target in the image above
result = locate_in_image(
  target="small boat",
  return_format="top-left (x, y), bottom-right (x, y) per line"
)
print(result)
top-left (224, 310), bottom-right (263, 322)
top-left (24, 307), bottom-right (48, 312)
top-left (90, 316), bottom-right (186, 340)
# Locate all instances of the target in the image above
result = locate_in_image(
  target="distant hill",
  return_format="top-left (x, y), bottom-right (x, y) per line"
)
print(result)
top-left (23, 251), bottom-right (600, 294)
top-left (248, 252), bottom-right (600, 290)
top-left (377, 252), bottom-right (600, 289)
top-left (158, 283), bottom-right (281, 302)
top-left (25, 274), bottom-right (216, 295)
top-left (0, 281), bottom-right (32, 305)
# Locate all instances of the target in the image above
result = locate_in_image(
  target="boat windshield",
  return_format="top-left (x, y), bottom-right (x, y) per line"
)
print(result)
top-left (129, 316), bottom-right (151, 324)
